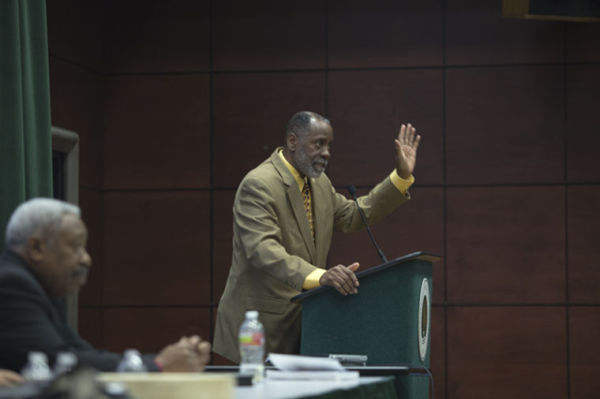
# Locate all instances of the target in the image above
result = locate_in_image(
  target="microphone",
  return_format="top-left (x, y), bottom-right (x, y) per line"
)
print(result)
top-left (347, 185), bottom-right (388, 264)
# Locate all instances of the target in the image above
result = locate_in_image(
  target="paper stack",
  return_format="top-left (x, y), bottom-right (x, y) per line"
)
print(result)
top-left (265, 353), bottom-right (359, 380)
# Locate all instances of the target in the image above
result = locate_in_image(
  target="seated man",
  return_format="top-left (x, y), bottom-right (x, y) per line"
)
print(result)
top-left (0, 198), bottom-right (210, 373)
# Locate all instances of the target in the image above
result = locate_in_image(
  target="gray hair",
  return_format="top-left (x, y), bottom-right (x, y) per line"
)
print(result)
top-left (5, 198), bottom-right (81, 250)
top-left (285, 111), bottom-right (330, 140)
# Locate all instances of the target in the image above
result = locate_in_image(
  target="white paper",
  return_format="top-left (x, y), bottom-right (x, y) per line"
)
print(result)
top-left (265, 370), bottom-right (359, 380)
top-left (267, 353), bottom-right (345, 371)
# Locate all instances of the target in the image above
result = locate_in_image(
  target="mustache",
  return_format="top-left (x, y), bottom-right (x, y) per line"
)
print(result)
top-left (72, 267), bottom-right (89, 279)
top-left (314, 158), bottom-right (328, 168)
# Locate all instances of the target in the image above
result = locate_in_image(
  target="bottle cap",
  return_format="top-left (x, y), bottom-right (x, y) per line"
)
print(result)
top-left (245, 310), bottom-right (259, 319)
top-left (29, 352), bottom-right (48, 363)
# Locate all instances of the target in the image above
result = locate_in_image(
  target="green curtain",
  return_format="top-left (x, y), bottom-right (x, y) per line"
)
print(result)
top-left (0, 0), bottom-right (52, 251)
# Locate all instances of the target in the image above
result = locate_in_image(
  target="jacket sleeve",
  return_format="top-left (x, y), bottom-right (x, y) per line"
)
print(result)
top-left (332, 174), bottom-right (410, 233)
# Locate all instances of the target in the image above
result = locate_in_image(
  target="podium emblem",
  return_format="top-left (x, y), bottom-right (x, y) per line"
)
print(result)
top-left (418, 278), bottom-right (431, 362)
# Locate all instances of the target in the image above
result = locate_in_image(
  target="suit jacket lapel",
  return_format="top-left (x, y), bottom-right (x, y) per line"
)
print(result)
top-left (270, 150), bottom-right (317, 262)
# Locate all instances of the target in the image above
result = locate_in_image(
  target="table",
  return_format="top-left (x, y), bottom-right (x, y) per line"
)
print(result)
top-left (235, 376), bottom-right (397, 399)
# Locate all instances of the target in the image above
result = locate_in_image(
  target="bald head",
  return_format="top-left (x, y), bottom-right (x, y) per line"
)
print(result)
top-left (285, 111), bottom-right (331, 143)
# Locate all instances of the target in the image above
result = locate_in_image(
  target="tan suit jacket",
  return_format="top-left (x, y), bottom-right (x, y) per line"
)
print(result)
top-left (213, 149), bottom-right (410, 363)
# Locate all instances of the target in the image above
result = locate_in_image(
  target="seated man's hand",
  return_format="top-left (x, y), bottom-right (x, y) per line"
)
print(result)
top-left (0, 369), bottom-right (23, 387)
top-left (155, 335), bottom-right (211, 372)
top-left (319, 262), bottom-right (360, 295)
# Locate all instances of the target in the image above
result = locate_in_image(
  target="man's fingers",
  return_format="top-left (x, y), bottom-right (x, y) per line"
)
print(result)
top-left (398, 124), bottom-right (406, 142)
top-left (413, 134), bottom-right (421, 150)
top-left (196, 341), bottom-right (211, 355)
top-left (348, 262), bottom-right (360, 272)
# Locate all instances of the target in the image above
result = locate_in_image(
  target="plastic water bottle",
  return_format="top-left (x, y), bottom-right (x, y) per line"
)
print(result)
top-left (239, 310), bottom-right (265, 381)
top-left (21, 352), bottom-right (53, 382)
top-left (116, 349), bottom-right (147, 372)
top-left (53, 352), bottom-right (77, 376)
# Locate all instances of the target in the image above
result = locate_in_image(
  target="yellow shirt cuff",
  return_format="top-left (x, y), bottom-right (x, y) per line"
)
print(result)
top-left (389, 171), bottom-right (414, 195)
top-left (303, 268), bottom-right (327, 290)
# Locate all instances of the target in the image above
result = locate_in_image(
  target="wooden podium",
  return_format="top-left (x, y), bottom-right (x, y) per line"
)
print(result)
top-left (291, 251), bottom-right (440, 398)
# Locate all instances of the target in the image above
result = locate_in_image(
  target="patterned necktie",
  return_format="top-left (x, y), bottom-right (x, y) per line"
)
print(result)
top-left (302, 179), bottom-right (314, 239)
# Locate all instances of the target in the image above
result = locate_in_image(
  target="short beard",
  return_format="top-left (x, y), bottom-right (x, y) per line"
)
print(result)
top-left (295, 151), bottom-right (327, 178)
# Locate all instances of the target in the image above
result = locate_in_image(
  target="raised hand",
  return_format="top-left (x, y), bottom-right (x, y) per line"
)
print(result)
top-left (395, 123), bottom-right (421, 179)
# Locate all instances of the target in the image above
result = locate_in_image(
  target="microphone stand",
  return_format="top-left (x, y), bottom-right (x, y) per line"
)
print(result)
top-left (347, 185), bottom-right (388, 264)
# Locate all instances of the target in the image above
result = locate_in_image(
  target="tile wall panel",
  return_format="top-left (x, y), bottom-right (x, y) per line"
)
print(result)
top-left (446, 66), bottom-right (564, 185)
top-left (569, 306), bottom-right (600, 399)
top-left (49, 58), bottom-right (104, 188)
top-left (104, 75), bottom-right (210, 189)
top-left (328, 0), bottom-right (443, 68)
top-left (102, 307), bottom-right (211, 354)
top-left (78, 308), bottom-right (104, 349)
top-left (447, 187), bottom-right (565, 304)
top-left (213, 0), bottom-right (325, 71)
top-left (78, 188), bottom-right (104, 307)
top-left (431, 306), bottom-right (445, 399)
top-left (446, 0), bottom-right (564, 65)
top-left (568, 186), bottom-right (600, 304)
top-left (447, 307), bottom-right (566, 399)
top-left (212, 190), bottom-right (236, 304)
top-left (567, 65), bottom-right (600, 182)
top-left (103, 0), bottom-right (210, 73)
top-left (47, 0), bottom-right (104, 69)
top-left (103, 192), bottom-right (210, 306)
top-left (213, 72), bottom-right (325, 187)
top-left (327, 70), bottom-right (443, 187)
top-left (566, 22), bottom-right (600, 63)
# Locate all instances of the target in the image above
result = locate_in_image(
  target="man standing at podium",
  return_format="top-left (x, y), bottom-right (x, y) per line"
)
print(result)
top-left (214, 111), bottom-right (421, 363)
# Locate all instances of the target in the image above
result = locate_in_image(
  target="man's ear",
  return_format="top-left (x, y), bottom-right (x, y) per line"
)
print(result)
top-left (287, 132), bottom-right (298, 151)
top-left (24, 235), bottom-right (45, 264)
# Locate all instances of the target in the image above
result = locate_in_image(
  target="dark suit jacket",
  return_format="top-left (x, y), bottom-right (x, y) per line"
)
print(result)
top-left (213, 148), bottom-right (410, 362)
top-left (0, 250), bottom-right (158, 372)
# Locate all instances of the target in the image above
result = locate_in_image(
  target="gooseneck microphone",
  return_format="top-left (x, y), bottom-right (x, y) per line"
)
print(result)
top-left (347, 185), bottom-right (388, 264)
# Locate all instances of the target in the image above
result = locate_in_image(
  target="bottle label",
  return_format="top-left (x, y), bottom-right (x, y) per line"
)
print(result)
top-left (240, 332), bottom-right (264, 346)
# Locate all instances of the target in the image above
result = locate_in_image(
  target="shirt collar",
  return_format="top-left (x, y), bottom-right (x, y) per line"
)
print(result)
top-left (278, 148), bottom-right (306, 191)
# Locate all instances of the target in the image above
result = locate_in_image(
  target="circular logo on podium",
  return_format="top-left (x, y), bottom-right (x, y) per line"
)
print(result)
top-left (418, 278), bottom-right (430, 362)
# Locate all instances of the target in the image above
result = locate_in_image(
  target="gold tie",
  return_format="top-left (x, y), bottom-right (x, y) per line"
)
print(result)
top-left (302, 180), bottom-right (314, 239)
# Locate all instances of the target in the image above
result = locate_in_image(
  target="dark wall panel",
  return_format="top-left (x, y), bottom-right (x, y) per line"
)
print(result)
top-left (47, 0), bottom-right (104, 69)
top-left (78, 188), bottom-right (104, 307)
top-left (328, 0), bottom-right (443, 68)
top-left (327, 69), bottom-right (444, 186)
top-left (214, 0), bottom-right (325, 71)
top-left (103, 0), bottom-right (210, 74)
top-left (566, 22), bottom-right (600, 63)
top-left (103, 192), bottom-right (210, 306)
top-left (446, 66), bottom-right (564, 185)
top-left (568, 186), bottom-right (600, 304)
top-left (101, 308), bottom-right (211, 354)
top-left (447, 187), bottom-right (565, 304)
top-left (447, 307), bottom-right (567, 399)
top-left (78, 308), bottom-right (104, 349)
top-left (212, 190), bottom-right (236, 303)
top-left (213, 72), bottom-right (325, 187)
top-left (431, 306), bottom-right (445, 399)
top-left (104, 75), bottom-right (210, 190)
top-left (569, 307), bottom-right (600, 399)
top-left (49, 59), bottom-right (104, 188)
top-left (567, 65), bottom-right (600, 182)
top-left (446, 0), bottom-right (564, 65)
